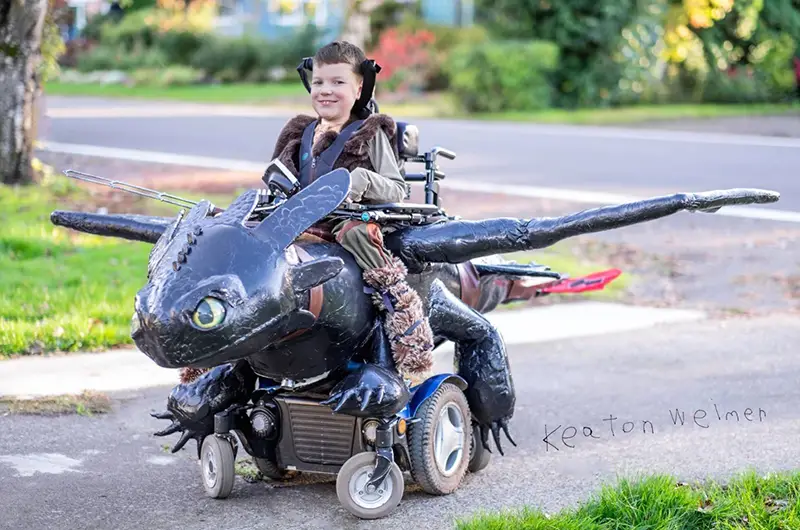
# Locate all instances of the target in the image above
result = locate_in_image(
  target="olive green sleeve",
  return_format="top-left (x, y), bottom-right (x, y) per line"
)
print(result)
top-left (348, 129), bottom-right (407, 204)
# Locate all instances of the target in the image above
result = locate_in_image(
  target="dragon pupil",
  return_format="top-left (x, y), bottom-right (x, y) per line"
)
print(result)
top-left (198, 303), bottom-right (213, 324)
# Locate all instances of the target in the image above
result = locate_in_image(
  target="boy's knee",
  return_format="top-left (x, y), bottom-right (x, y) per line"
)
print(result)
top-left (334, 221), bottom-right (393, 270)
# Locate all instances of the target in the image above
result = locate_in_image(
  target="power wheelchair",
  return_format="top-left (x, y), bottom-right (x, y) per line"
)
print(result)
top-left (199, 122), bottom-right (492, 521)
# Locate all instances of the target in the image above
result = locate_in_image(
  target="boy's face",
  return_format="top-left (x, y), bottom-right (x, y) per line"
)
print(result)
top-left (311, 62), bottom-right (363, 123)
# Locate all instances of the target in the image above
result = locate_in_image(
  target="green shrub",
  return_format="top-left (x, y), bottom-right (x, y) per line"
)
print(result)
top-left (99, 9), bottom-right (160, 50)
top-left (155, 29), bottom-right (208, 66)
top-left (475, 0), bottom-right (641, 108)
top-left (130, 65), bottom-right (204, 86)
top-left (75, 45), bottom-right (118, 72)
top-left (446, 40), bottom-right (559, 113)
top-left (76, 44), bottom-right (168, 72)
top-left (190, 34), bottom-right (276, 83)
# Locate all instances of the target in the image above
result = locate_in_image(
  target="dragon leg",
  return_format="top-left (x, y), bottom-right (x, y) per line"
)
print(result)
top-left (320, 319), bottom-right (411, 418)
top-left (151, 360), bottom-right (256, 457)
top-left (428, 279), bottom-right (516, 455)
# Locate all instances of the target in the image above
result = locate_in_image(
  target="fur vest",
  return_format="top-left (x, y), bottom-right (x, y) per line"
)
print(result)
top-left (271, 113), bottom-right (400, 180)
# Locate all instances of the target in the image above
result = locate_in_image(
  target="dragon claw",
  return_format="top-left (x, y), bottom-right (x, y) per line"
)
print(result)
top-left (491, 423), bottom-right (504, 456)
top-left (480, 425), bottom-right (492, 454)
top-left (153, 421), bottom-right (182, 437)
top-left (501, 418), bottom-right (517, 447)
top-left (323, 384), bottom-right (386, 413)
top-left (479, 418), bottom-right (516, 455)
top-left (171, 430), bottom-right (196, 454)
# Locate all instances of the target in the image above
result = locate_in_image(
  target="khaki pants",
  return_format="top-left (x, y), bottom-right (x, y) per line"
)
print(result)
top-left (331, 218), bottom-right (435, 375)
top-left (332, 219), bottom-right (394, 271)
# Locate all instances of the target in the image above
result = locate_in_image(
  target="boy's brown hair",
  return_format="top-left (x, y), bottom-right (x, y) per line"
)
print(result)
top-left (313, 41), bottom-right (366, 75)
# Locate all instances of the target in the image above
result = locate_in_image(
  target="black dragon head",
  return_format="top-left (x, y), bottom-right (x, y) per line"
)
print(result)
top-left (83, 170), bottom-right (351, 369)
top-left (130, 170), bottom-right (351, 368)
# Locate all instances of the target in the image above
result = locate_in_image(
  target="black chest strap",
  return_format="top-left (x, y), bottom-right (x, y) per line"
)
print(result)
top-left (299, 119), bottom-right (365, 187)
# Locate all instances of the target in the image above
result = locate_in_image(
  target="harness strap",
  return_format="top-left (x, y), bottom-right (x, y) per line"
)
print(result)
top-left (276, 245), bottom-right (323, 344)
top-left (297, 246), bottom-right (324, 319)
top-left (299, 119), bottom-right (365, 187)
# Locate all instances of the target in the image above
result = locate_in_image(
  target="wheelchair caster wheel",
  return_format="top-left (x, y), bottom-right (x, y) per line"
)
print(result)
top-left (468, 425), bottom-right (491, 473)
top-left (200, 435), bottom-right (235, 499)
top-left (336, 452), bottom-right (404, 520)
top-left (408, 382), bottom-right (470, 494)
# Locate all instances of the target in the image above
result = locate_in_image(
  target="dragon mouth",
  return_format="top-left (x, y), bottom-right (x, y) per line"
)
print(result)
top-left (145, 312), bottom-right (288, 369)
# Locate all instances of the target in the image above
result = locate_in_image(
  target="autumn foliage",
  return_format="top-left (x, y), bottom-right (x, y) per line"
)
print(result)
top-left (368, 27), bottom-right (437, 95)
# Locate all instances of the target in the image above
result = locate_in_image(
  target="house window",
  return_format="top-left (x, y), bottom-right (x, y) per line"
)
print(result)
top-left (268, 0), bottom-right (328, 26)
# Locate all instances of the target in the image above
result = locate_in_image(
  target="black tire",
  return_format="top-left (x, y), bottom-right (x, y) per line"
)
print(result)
top-left (408, 383), bottom-right (471, 495)
top-left (468, 425), bottom-right (491, 473)
top-left (200, 435), bottom-right (236, 499)
top-left (336, 452), bottom-right (404, 520)
top-left (254, 457), bottom-right (295, 481)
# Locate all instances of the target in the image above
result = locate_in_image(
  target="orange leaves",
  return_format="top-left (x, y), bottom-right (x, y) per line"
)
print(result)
top-left (367, 27), bottom-right (437, 94)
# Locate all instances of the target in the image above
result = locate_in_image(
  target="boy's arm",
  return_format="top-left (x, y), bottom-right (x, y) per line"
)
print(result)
top-left (348, 129), bottom-right (407, 204)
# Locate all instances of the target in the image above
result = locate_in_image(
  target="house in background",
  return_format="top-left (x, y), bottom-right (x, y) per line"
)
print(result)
top-left (216, 0), bottom-right (474, 41)
top-left (58, 0), bottom-right (111, 40)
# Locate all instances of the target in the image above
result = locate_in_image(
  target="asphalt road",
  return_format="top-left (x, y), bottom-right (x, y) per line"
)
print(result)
top-left (39, 96), bottom-right (800, 210)
top-left (2, 314), bottom-right (799, 530)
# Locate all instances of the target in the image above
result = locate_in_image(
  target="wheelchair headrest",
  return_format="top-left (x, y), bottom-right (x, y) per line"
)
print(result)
top-left (396, 121), bottom-right (419, 158)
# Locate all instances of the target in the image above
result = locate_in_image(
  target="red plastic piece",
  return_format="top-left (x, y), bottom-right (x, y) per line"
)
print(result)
top-left (540, 269), bottom-right (622, 294)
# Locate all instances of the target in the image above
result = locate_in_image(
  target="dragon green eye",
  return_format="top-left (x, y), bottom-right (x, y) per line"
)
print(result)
top-left (192, 297), bottom-right (226, 329)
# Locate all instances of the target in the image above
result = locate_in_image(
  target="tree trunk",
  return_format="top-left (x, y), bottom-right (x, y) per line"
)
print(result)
top-left (339, 0), bottom-right (384, 50)
top-left (0, 0), bottom-right (48, 186)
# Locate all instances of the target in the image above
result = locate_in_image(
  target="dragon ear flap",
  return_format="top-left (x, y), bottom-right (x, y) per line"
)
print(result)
top-left (289, 257), bottom-right (344, 292)
top-left (253, 169), bottom-right (351, 250)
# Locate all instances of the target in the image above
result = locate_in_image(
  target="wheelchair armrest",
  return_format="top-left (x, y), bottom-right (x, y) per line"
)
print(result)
top-left (337, 202), bottom-right (444, 215)
top-left (404, 171), bottom-right (445, 182)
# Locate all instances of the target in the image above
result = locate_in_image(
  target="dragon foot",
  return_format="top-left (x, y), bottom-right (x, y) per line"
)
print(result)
top-left (321, 364), bottom-right (410, 418)
top-left (150, 361), bottom-right (255, 457)
top-left (151, 409), bottom-right (206, 455)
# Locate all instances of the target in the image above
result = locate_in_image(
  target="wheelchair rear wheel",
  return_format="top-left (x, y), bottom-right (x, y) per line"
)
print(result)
top-left (408, 382), bottom-right (471, 495)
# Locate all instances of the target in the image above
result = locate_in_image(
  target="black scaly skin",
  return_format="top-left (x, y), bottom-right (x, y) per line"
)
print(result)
top-left (50, 170), bottom-right (780, 455)
top-left (427, 280), bottom-right (516, 453)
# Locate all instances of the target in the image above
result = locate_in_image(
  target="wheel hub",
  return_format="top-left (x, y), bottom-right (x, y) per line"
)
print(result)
top-left (349, 466), bottom-right (393, 509)
top-left (203, 446), bottom-right (218, 487)
top-left (434, 403), bottom-right (465, 477)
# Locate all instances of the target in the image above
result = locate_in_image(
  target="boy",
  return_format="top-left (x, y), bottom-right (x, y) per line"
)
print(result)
top-left (270, 41), bottom-right (435, 376)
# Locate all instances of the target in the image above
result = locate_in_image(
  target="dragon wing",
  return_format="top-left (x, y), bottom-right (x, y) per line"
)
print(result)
top-left (384, 188), bottom-right (780, 271)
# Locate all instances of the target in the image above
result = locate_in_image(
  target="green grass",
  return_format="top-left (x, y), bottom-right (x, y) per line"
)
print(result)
top-left (0, 390), bottom-right (112, 416)
top-left (44, 80), bottom-right (800, 123)
top-left (0, 174), bottom-right (245, 358)
top-left (0, 177), bottom-right (154, 357)
top-left (457, 471), bottom-right (800, 529)
top-left (44, 80), bottom-right (308, 104)
top-left (469, 102), bottom-right (800, 124)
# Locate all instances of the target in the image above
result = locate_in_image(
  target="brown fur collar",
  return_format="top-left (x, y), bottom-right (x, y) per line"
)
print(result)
top-left (271, 113), bottom-right (399, 178)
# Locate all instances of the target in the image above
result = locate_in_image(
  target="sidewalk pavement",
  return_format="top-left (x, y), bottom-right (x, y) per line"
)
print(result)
top-left (0, 302), bottom-right (706, 399)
